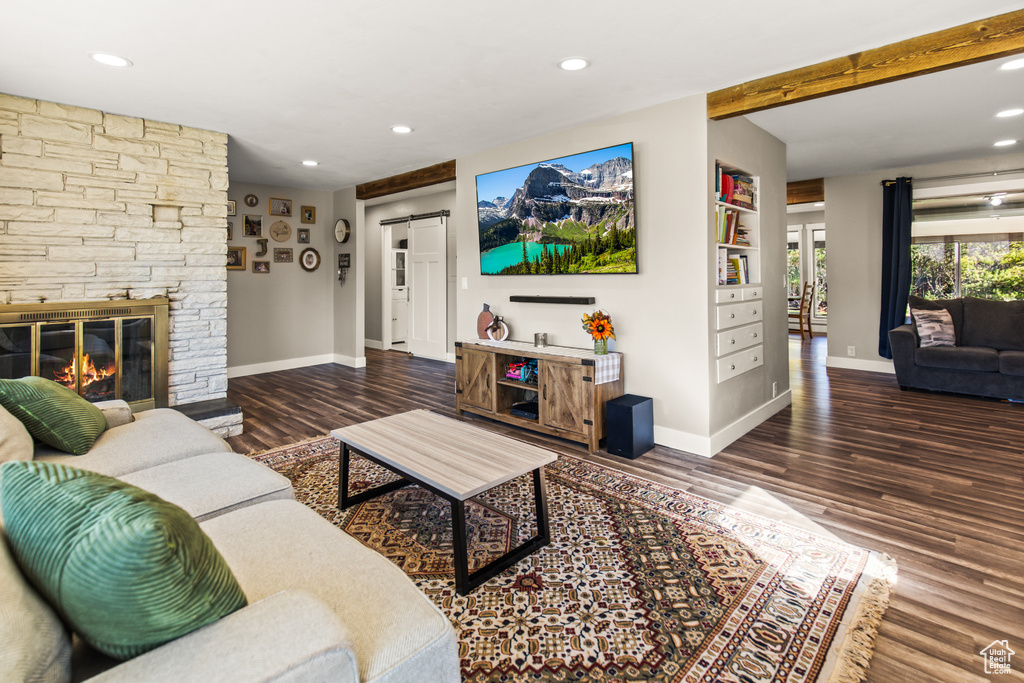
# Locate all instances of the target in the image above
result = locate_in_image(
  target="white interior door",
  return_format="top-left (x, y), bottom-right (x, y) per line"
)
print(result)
top-left (408, 216), bottom-right (447, 360)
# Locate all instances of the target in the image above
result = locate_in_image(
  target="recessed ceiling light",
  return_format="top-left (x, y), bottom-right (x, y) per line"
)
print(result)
top-left (1000, 57), bottom-right (1024, 71)
top-left (301, 160), bottom-right (319, 166)
top-left (994, 139), bottom-right (1018, 147)
top-left (89, 52), bottom-right (132, 68)
top-left (813, 202), bottom-right (824, 207)
top-left (997, 108), bottom-right (1024, 118)
top-left (558, 57), bottom-right (590, 71)
top-left (391, 125), bottom-right (413, 134)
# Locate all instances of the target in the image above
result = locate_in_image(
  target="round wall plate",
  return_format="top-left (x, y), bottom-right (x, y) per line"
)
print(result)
top-left (269, 220), bottom-right (292, 242)
top-left (244, 194), bottom-right (258, 207)
top-left (299, 247), bottom-right (321, 272)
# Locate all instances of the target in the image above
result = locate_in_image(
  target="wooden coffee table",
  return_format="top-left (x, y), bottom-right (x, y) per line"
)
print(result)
top-left (330, 410), bottom-right (557, 595)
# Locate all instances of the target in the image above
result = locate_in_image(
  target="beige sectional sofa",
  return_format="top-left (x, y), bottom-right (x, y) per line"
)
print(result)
top-left (0, 401), bottom-right (460, 683)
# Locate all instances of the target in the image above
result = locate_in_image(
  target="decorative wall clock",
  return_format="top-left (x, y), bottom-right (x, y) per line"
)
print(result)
top-left (334, 218), bottom-right (350, 243)
top-left (244, 194), bottom-right (258, 207)
top-left (269, 220), bottom-right (292, 242)
top-left (300, 247), bottom-right (321, 272)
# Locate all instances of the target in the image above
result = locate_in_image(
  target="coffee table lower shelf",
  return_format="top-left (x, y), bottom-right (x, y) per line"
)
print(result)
top-left (338, 443), bottom-right (551, 595)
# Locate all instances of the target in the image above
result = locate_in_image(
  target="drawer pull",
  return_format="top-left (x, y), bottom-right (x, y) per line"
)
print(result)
top-left (730, 339), bottom-right (736, 344)
top-left (753, 332), bottom-right (758, 338)
top-left (730, 313), bottom-right (735, 319)
top-left (730, 293), bottom-right (736, 299)
top-left (753, 356), bottom-right (758, 362)
top-left (752, 309), bottom-right (758, 315)
top-left (730, 364), bottom-right (736, 370)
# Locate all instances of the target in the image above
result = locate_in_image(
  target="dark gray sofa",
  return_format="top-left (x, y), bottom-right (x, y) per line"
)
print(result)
top-left (889, 296), bottom-right (1024, 401)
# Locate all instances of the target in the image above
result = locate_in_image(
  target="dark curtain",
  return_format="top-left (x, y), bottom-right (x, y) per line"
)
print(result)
top-left (878, 177), bottom-right (913, 359)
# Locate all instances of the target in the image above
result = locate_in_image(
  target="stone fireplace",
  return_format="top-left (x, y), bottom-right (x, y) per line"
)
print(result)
top-left (0, 93), bottom-right (241, 436)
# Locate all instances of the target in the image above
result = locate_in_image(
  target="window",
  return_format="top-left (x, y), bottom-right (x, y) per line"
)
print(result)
top-left (787, 223), bottom-right (827, 320)
top-left (911, 188), bottom-right (1024, 301)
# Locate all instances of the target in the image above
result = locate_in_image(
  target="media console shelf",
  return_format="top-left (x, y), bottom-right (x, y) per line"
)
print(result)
top-left (455, 340), bottom-right (624, 452)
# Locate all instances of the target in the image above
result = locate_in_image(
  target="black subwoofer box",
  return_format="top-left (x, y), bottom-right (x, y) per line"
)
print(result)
top-left (605, 394), bottom-right (654, 460)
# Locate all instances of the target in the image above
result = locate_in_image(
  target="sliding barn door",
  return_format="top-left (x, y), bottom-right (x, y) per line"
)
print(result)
top-left (408, 216), bottom-right (447, 360)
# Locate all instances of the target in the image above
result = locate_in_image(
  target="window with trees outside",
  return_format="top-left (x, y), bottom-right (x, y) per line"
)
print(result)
top-left (787, 223), bottom-right (827, 320)
top-left (911, 189), bottom-right (1024, 301)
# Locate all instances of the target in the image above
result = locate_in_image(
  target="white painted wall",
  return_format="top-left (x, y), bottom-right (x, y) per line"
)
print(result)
top-left (225, 182), bottom-right (336, 376)
top-left (824, 150), bottom-right (1024, 373)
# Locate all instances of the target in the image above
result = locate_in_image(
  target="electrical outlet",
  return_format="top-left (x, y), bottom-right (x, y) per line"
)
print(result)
top-left (772, 381), bottom-right (778, 398)
top-left (847, 345), bottom-right (856, 357)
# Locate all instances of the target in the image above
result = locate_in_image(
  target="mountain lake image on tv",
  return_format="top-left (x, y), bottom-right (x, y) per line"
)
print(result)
top-left (476, 142), bottom-right (636, 275)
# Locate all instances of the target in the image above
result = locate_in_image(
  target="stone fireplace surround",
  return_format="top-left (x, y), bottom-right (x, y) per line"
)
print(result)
top-left (0, 93), bottom-right (241, 436)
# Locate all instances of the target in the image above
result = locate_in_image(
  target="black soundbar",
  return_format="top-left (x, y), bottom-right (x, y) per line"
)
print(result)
top-left (509, 295), bottom-right (595, 305)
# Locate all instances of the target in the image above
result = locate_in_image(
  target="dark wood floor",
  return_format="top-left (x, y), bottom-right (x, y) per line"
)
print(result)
top-left (227, 337), bottom-right (1024, 683)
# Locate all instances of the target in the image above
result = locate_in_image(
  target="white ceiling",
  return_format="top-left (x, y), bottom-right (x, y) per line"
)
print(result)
top-left (748, 57), bottom-right (1024, 181)
top-left (1, 1), bottom-right (1022, 190)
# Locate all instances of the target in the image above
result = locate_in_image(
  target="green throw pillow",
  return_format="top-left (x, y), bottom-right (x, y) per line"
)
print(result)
top-left (0, 377), bottom-right (107, 455)
top-left (0, 461), bottom-right (247, 660)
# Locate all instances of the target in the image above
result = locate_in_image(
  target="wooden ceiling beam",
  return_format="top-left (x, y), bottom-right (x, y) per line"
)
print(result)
top-left (708, 9), bottom-right (1024, 120)
top-left (356, 160), bottom-right (456, 201)
top-left (787, 178), bottom-right (824, 205)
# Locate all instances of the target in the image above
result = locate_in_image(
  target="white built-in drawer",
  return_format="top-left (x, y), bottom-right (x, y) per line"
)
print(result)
top-left (716, 300), bottom-right (763, 330)
top-left (716, 288), bottom-right (743, 304)
top-left (717, 345), bottom-right (764, 383)
top-left (741, 286), bottom-right (762, 300)
top-left (717, 322), bottom-right (763, 357)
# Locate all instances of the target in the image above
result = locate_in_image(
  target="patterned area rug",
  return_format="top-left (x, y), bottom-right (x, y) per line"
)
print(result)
top-left (249, 436), bottom-right (896, 683)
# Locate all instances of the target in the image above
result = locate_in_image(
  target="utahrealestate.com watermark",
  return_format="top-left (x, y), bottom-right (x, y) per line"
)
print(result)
top-left (981, 640), bottom-right (1015, 675)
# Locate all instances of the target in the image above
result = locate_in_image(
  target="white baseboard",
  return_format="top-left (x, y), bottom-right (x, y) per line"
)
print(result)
top-left (652, 426), bottom-right (713, 458)
top-left (227, 352), bottom-right (367, 378)
top-left (364, 339), bottom-right (384, 350)
top-left (826, 356), bottom-right (895, 374)
top-left (652, 391), bottom-right (793, 458)
top-left (333, 354), bottom-right (366, 369)
top-left (227, 354), bottom-right (337, 379)
top-left (710, 390), bottom-right (792, 455)
top-left (445, 352), bottom-right (456, 364)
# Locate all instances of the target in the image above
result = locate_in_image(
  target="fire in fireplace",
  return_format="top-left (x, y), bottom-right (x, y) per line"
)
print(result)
top-left (0, 300), bottom-right (168, 410)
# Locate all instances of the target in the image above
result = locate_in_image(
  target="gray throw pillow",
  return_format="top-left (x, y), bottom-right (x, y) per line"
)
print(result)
top-left (911, 308), bottom-right (956, 348)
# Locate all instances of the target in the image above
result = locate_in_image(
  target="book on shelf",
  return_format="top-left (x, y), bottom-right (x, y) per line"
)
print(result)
top-left (716, 164), bottom-right (757, 209)
top-left (718, 248), bottom-right (728, 285)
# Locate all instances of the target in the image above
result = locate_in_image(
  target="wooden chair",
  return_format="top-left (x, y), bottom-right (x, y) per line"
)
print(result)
top-left (789, 281), bottom-right (814, 339)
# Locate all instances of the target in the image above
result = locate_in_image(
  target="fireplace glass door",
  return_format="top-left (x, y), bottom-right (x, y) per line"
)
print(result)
top-left (1, 317), bottom-right (155, 407)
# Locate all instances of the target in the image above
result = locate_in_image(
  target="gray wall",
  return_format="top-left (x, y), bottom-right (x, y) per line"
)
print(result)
top-left (456, 94), bottom-right (771, 454)
top-left (824, 150), bottom-right (1024, 371)
top-left (707, 116), bottom-right (789, 434)
top-left (332, 186), bottom-right (363, 364)
top-left (226, 182), bottom-right (336, 372)
top-left (364, 186), bottom-right (457, 353)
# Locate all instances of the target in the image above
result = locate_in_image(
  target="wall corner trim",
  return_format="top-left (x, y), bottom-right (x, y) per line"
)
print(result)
top-left (227, 354), bottom-right (337, 379)
top-left (710, 390), bottom-right (792, 455)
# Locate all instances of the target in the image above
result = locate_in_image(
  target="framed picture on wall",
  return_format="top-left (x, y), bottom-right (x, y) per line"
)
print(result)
top-left (297, 228), bottom-right (310, 244)
top-left (243, 215), bottom-right (262, 237)
top-left (301, 206), bottom-right (316, 223)
top-left (269, 198), bottom-right (292, 217)
top-left (253, 260), bottom-right (270, 273)
top-left (274, 248), bottom-right (293, 263)
top-left (226, 246), bottom-right (246, 270)
top-left (227, 200), bottom-right (236, 216)
top-left (226, 222), bottom-right (233, 240)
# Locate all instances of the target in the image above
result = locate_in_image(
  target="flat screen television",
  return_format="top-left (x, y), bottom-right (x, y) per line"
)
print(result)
top-left (475, 142), bottom-right (635, 275)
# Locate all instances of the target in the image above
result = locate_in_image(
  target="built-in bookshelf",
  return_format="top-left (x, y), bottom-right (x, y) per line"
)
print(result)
top-left (714, 162), bottom-right (760, 287)
top-left (714, 161), bottom-right (763, 382)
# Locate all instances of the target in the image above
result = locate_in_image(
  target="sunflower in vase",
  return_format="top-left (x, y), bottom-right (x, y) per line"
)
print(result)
top-left (582, 310), bottom-right (614, 355)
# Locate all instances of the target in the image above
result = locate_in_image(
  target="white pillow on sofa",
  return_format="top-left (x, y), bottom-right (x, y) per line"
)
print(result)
top-left (911, 307), bottom-right (956, 348)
